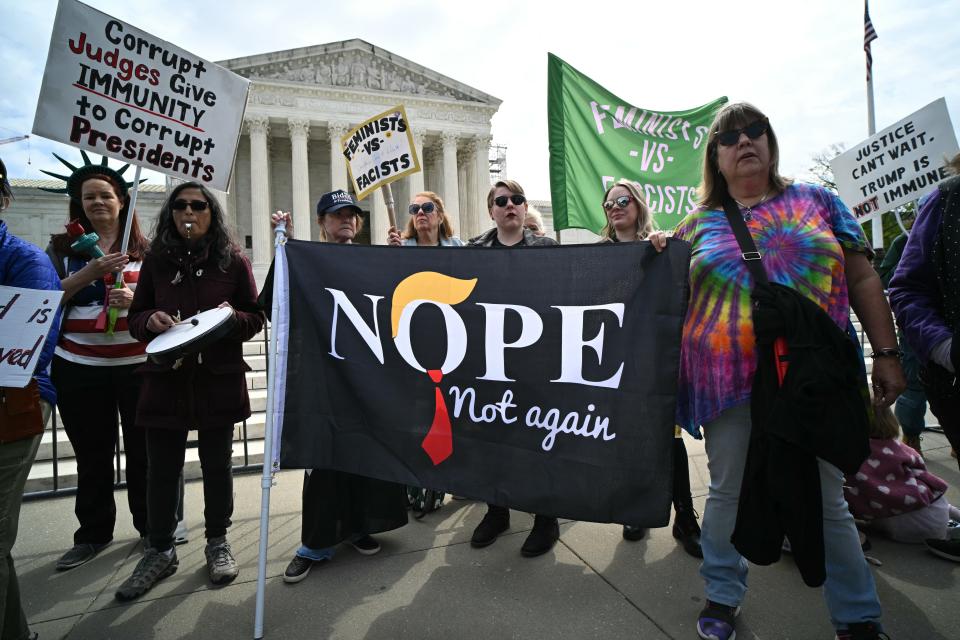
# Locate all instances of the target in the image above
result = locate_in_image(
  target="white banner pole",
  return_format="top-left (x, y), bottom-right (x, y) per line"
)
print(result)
top-left (120, 165), bottom-right (142, 256)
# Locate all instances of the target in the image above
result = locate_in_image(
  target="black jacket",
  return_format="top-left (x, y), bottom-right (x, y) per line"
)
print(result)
top-left (731, 282), bottom-right (869, 587)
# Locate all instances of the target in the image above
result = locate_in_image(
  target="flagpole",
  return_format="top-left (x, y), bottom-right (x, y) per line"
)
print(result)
top-left (254, 220), bottom-right (287, 640)
top-left (864, 0), bottom-right (882, 249)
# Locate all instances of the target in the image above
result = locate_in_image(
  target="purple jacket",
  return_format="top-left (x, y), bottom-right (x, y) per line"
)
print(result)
top-left (888, 190), bottom-right (950, 361)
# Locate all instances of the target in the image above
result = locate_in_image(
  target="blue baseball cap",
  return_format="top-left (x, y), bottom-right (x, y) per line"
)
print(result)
top-left (317, 190), bottom-right (362, 216)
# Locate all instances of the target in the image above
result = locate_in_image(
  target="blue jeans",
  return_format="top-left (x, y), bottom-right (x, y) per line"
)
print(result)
top-left (699, 403), bottom-right (882, 630)
top-left (894, 334), bottom-right (927, 437)
top-left (297, 533), bottom-right (370, 562)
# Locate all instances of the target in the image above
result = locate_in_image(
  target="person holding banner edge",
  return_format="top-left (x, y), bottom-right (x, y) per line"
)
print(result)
top-left (467, 179), bottom-right (561, 557)
top-left (596, 179), bottom-right (701, 557)
top-left (673, 103), bottom-right (904, 640)
top-left (387, 191), bottom-right (464, 246)
top-left (270, 191), bottom-right (409, 585)
top-left (115, 182), bottom-right (264, 600)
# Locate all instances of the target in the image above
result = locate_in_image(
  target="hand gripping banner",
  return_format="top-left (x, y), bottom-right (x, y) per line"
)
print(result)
top-left (271, 240), bottom-right (691, 526)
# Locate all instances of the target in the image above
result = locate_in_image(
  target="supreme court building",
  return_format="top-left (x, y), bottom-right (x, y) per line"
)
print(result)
top-left (9, 39), bottom-right (502, 283)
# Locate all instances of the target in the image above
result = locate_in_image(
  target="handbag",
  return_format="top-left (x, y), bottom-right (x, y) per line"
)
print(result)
top-left (0, 378), bottom-right (44, 444)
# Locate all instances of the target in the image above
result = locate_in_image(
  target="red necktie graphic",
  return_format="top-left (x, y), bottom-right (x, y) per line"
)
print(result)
top-left (421, 369), bottom-right (452, 465)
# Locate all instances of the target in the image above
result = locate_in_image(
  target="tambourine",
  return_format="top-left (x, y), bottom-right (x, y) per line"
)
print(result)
top-left (146, 307), bottom-right (236, 365)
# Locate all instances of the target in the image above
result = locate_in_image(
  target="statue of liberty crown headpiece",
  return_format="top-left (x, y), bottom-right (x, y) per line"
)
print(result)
top-left (39, 150), bottom-right (145, 201)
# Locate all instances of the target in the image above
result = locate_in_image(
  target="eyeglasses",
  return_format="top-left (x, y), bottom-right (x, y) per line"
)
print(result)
top-left (409, 202), bottom-right (436, 215)
top-left (602, 195), bottom-right (633, 211)
top-left (493, 194), bottom-right (526, 208)
top-left (172, 199), bottom-right (209, 212)
top-left (714, 119), bottom-right (768, 146)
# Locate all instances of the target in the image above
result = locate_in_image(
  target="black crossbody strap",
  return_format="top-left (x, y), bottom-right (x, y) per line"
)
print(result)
top-left (722, 198), bottom-right (769, 286)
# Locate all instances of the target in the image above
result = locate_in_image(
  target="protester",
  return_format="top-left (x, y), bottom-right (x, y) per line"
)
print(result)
top-left (387, 191), bottom-right (463, 246)
top-left (115, 182), bottom-right (264, 600)
top-left (596, 179), bottom-right (700, 557)
top-left (0, 157), bottom-right (61, 640)
top-left (523, 205), bottom-right (546, 237)
top-left (43, 156), bottom-right (153, 571)
top-left (273, 191), bottom-right (408, 584)
top-left (844, 400), bottom-right (959, 557)
top-left (889, 153), bottom-right (960, 471)
top-left (467, 179), bottom-right (560, 557)
top-left (673, 102), bottom-right (904, 640)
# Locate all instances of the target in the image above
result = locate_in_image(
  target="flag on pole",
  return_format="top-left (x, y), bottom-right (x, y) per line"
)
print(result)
top-left (864, 1), bottom-right (878, 82)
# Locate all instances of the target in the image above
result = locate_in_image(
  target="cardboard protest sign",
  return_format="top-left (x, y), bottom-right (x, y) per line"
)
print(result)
top-left (342, 105), bottom-right (420, 201)
top-left (831, 98), bottom-right (960, 219)
top-left (548, 53), bottom-right (726, 233)
top-left (0, 286), bottom-right (63, 388)
top-left (32, 0), bottom-right (250, 191)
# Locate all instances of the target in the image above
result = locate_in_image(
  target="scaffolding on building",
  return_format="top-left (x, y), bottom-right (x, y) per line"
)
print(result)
top-left (489, 144), bottom-right (507, 182)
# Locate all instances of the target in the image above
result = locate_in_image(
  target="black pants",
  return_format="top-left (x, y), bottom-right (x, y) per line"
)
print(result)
top-left (672, 436), bottom-right (695, 512)
top-left (922, 382), bottom-right (960, 472)
top-left (52, 357), bottom-right (148, 545)
top-left (146, 426), bottom-right (234, 552)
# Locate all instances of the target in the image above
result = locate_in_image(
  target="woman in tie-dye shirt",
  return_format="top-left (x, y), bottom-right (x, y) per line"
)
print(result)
top-left (674, 102), bottom-right (904, 640)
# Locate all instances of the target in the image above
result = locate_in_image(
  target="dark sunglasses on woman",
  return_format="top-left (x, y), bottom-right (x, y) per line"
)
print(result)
top-left (494, 194), bottom-right (526, 208)
top-left (409, 202), bottom-right (436, 215)
top-left (714, 119), bottom-right (768, 146)
top-left (602, 195), bottom-right (633, 211)
top-left (172, 199), bottom-right (209, 212)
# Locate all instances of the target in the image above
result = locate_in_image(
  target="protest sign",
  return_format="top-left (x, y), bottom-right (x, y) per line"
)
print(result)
top-left (32, 0), bottom-right (250, 191)
top-left (342, 105), bottom-right (420, 201)
top-left (269, 241), bottom-right (690, 525)
top-left (0, 286), bottom-right (63, 388)
top-left (831, 98), bottom-right (959, 219)
top-left (548, 53), bottom-right (726, 233)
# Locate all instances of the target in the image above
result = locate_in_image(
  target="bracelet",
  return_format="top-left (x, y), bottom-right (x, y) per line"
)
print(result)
top-left (869, 348), bottom-right (903, 359)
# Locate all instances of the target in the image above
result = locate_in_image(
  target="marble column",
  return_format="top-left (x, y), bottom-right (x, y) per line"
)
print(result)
top-left (247, 116), bottom-right (271, 277)
top-left (474, 135), bottom-right (492, 234)
top-left (369, 189), bottom-right (388, 246)
top-left (440, 132), bottom-right (461, 235)
top-left (328, 120), bottom-right (349, 192)
top-left (408, 128), bottom-right (426, 197)
top-left (461, 140), bottom-right (478, 239)
top-left (288, 119), bottom-right (311, 240)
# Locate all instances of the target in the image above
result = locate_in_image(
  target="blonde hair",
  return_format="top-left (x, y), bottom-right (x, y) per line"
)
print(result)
top-left (487, 179), bottom-right (526, 211)
top-left (871, 402), bottom-right (901, 440)
top-left (599, 179), bottom-right (655, 241)
top-left (698, 102), bottom-right (792, 210)
top-left (402, 191), bottom-right (455, 240)
top-left (524, 205), bottom-right (545, 233)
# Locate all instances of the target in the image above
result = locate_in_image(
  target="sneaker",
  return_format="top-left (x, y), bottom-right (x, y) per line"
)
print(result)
top-left (115, 548), bottom-right (178, 601)
top-left (470, 506), bottom-right (510, 548)
top-left (835, 621), bottom-right (890, 639)
top-left (520, 515), bottom-right (559, 557)
top-left (283, 555), bottom-right (316, 584)
top-left (56, 542), bottom-right (109, 571)
top-left (697, 600), bottom-right (740, 640)
top-left (349, 535), bottom-right (381, 556)
top-left (205, 537), bottom-right (239, 585)
top-left (925, 537), bottom-right (960, 562)
top-left (673, 508), bottom-right (703, 559)
top-left (622, 525), bottom-right (648, 541)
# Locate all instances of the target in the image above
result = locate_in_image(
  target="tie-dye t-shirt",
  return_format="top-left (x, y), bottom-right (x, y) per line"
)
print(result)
top-left (672, 183), bottom-right (869, 433)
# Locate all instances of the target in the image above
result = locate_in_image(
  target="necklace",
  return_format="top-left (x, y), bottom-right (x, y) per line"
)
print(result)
top-left (733, 191), bottom-right (769, 222)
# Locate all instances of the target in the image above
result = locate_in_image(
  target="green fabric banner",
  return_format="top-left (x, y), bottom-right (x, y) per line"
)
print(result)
top-left (548, 54), bottom-right (727, 233)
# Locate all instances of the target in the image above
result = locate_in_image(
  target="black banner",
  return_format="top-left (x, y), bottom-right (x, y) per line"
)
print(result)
top-left (276, 240), bottom-right (690, 526)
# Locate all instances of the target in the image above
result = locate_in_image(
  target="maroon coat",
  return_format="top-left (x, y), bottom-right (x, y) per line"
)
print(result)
top-left (128, 243), bottom-right (264, 430)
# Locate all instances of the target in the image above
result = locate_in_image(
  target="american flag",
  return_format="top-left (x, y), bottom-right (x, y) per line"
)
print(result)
top-left (864, 0), bottom-right (878, 82)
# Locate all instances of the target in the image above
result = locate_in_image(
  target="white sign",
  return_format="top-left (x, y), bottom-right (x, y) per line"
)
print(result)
top-left (32, 0), bottom-right (250, 191)
top-left (0, 286), bottom-right (64, 388)
top-left (342, 105), bottom-right (421, 201)
top-left (832, 98), bottom-right (960, 219)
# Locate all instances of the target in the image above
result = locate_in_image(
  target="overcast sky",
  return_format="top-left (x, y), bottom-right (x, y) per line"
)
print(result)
top-left (2, 0), bottom-right (958, 200)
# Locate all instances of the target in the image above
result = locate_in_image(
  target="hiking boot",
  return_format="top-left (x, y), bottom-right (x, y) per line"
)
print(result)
top-left (673, 507), bottom-right (703, 558)
top-left (835, 621), bottom-right (890, 639)
top-left (115, 548), bottom-right (178, 601)
top-left (56, 542), bottom-right (109, 571)
top-left (205, 537), bottom-right (239, 585)
top-left (697, 600), bottom-right (740, 640)
top-left (521, 515), bottom-right (559, 557)
top-left (902, 434), bottom-right (922, 456)
top-left (349, 535), bottom-right (381, 556)
top-left (283, 555), bottom-right (316, 584)
top-left (622, 525), bottom-right (647, 541)
top-left (925, 538), bottom-right (960, 562)
top-left (470, 505), bottom-right (510, 548)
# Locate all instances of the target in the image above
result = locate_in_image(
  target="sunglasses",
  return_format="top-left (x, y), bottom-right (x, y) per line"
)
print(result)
top-left (714, 119), bottom-right (768, 146)
top-left (493, 194), bottom-right (526, 208)
top-left (409, 202), bottom-right (436, 215)
top-left (602, 195), bottom-right (633, 211)
top-left (172, 199), bottom-right (209, 212)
